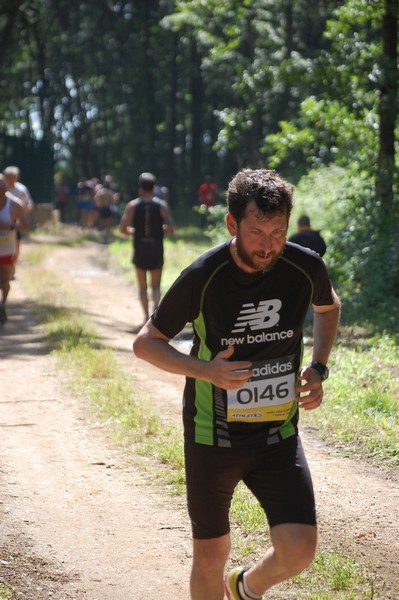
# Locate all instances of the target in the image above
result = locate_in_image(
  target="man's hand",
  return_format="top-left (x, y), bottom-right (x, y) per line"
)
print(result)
top-left (295, 366), bottom-right (324, 411)
top-left (207, 345), bottom-right (253, 390)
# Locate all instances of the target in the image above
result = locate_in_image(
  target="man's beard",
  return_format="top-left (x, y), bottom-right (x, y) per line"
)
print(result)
top-left (235, 236), bottom-right (283, 273)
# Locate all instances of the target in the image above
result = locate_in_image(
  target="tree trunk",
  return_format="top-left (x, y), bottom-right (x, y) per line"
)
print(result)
top-left (376, 0), bottom-right (398, 226)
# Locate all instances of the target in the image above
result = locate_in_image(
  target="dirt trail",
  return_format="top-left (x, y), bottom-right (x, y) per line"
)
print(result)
top-left (0, 235), bottom-right (398, 599)
top-left (0, 237), bottom-right (191, 599)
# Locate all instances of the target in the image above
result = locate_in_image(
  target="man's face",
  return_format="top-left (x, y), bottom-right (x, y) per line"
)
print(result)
top-left (226, 200), bottom-right (288, 273)
top-left (4, 173), bottom-right (17, 188)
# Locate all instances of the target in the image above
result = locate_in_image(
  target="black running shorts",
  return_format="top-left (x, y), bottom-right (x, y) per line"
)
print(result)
top-left (184, 435), bottom-right (316, 539)
top-left (133, 239), bottom-right (164, 270)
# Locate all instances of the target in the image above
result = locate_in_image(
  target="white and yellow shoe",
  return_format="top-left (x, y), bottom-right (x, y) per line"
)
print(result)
top-left (224, 567), bottom-right (246, 600)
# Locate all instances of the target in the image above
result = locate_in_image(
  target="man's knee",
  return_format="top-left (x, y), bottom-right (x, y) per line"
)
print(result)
top-left (272, 524), bottom-right (317, 576)
top-left (289, 530), bottom-right (317, 573)
top-left (192, 535), bottom-right (230, 574)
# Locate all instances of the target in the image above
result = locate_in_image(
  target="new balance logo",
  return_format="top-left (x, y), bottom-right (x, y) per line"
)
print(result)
top-left (232, 300), bottom-right (282, 333)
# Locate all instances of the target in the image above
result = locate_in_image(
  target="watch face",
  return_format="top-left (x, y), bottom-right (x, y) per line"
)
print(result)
top-left (311, 361), bottom-right (329, 381)
top-left (321, 366), bottom-right (329, 381)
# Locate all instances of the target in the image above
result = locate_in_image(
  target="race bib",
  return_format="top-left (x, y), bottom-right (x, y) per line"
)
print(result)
top-left (0, 231), bottom-right (13, 244)
top-left (227, 355), bottom-right (296, 423)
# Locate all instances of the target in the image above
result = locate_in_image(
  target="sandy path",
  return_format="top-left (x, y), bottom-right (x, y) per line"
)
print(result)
top-left (0, 239), bottom-right (191, 599)
top-left (0, 235), bottom-right (398, 599)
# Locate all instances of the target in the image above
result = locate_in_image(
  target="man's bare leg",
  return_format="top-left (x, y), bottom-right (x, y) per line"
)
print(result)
top-left (150, 267), bottom-right (162, 310)
top-left (135, 268), bottom-right (149, 322)
top-left (244, 524), bottom-right (317, 596)
top-left (0, 264), bottom-right (13, 323)
top-left (191, 534), bottom-right (230, 600)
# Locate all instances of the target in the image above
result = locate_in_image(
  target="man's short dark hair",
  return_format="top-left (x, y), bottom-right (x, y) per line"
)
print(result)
top-left (227, 168), bottom-right (294, 223)
top-left (298, 214), bottom-right (311, 227)
top-left (138, 172), bottom-right (156, 191)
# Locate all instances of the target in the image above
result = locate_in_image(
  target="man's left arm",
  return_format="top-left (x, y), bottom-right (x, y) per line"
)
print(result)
top-left (296, 288), bottom-right (341, 411)
top-left (311, 288), bottom-right (341, 365)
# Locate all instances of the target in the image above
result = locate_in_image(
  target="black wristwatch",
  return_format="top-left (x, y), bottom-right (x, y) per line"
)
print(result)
top-left (309, 360), bottom-right (329, 381)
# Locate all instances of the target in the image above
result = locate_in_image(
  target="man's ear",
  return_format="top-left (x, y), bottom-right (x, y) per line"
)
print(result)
top-left (226, 213), bottom-right (237, 236)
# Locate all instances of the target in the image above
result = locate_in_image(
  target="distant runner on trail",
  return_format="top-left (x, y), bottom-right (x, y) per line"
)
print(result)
top-left (289, 214), bottom-right (327, 257)
top-left (198, 175), bottom-right (218, 227)
top-left (133, 168), bottom-right (340, 600)
top-left (0, 174), bottom-right (29, 324)
top-left (198, 175), bottom-right (218, 208)
top-left (3, 165), bottom-right (34, 278)
top-left (119, 172), bottom-right (174, 327)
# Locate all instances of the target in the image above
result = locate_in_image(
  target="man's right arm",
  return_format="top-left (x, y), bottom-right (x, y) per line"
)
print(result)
top-left (133, 320), bottom-right (253, 390)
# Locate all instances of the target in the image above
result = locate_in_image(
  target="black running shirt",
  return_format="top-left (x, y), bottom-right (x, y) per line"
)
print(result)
top-left (152, 241), bottom-right (334, 448)
top-left (132, 197), bottom-right (166, 270)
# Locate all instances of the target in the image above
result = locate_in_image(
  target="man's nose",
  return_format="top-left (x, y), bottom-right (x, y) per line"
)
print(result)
top-left (259, 234), bottom-right (273, 250)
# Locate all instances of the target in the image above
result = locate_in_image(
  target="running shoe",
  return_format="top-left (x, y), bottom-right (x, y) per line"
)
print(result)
top-left (224, 566), bottom-right (246, 600)
top-left (0, 304), bottom-right (7, 324)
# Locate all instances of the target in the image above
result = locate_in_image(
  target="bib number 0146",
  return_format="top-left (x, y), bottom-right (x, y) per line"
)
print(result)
top-left (226, 356), bottom-right (296, 422)
top-left (237, 380), bottom-right (290, 405)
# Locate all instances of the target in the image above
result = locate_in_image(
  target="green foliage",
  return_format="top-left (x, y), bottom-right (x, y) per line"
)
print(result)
top-left (326, 177), bottom-right (399, 331)
top-left (326, 0), bottom-right (384, 41)
top-left (303, 335), bottom-right (399, 465)
top-left (0, 0), bottom-right (395, 220)
top-left (264, 0), bottom-right (395, 197)
top-left (291, 165), bottom-right (347, 237)
top-left (0, 0), bottom-right (341, 202)
top-left (265, 98), bottom-right (379, 172)
top-left (192, 203), bottom-right (228, 245)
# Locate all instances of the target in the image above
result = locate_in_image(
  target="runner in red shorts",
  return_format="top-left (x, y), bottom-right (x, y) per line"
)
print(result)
top-left (0, 175), bottom-right (29, 324)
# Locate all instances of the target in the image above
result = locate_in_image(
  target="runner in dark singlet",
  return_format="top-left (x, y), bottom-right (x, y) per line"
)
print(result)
top-left (133, 197), bottom-right (166, 269)
top-left (119, 172), bottom-right (174, 326)
top-left (133, 168), bottom-right (340, 600)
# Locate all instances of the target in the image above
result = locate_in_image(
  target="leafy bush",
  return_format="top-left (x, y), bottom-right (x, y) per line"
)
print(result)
top-left (193, 203), bottom-right (228, 245)
top-left (323, 170), bottom-right (399, 331)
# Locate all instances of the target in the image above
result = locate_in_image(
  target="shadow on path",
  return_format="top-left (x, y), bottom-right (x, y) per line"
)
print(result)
top-left (0, 294), bottom-right (52, 359)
